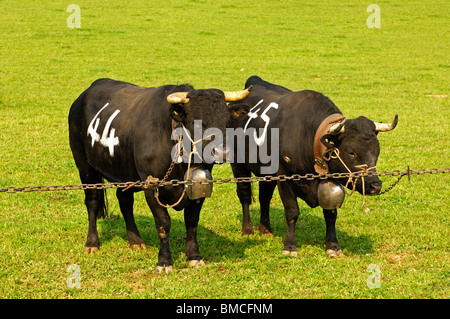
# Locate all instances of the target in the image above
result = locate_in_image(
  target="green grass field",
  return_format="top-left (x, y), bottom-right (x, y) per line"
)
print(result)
top-left (0, 0), bottom-right (448, 299)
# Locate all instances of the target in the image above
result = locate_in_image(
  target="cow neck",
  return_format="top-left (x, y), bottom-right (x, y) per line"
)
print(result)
top-left (313, 113), bottom-right (346, 174)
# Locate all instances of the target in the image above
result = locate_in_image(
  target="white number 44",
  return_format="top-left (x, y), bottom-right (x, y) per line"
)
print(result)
top-left (87, 103), bottom-right (120, 157)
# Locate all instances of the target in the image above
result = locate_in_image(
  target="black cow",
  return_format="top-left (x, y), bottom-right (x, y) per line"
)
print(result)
top-left (229, 76), bottom-right (398, 257)
top-left (69, 78), bottom-right (251, 273)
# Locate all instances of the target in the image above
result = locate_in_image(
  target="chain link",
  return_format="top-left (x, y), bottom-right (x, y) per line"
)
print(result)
top-left (0, 167), bottom-right (449, 194)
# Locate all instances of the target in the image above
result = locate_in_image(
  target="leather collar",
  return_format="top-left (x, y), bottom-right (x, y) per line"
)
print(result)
top-left (172, 119), bottom-right (180, 132)
top-left (313, 113), bottom-right (346, 174)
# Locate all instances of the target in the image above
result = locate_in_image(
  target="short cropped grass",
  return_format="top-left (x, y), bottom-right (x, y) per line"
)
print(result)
top-left (0, 0), bottom-right (448, 299)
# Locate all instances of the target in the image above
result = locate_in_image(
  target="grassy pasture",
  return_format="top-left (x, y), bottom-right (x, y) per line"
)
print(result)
top-left (0, 0), bottom-right (448, 299)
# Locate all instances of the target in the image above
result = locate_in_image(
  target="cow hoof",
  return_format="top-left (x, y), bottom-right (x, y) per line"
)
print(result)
top-left (188, 259), bottom-right (205, 268)
top-left (241, 227), bottom-right (254, 236)
top-left (282, 250), bottom-right (298, 257)
top-left (258, 224), bottom-right (273, 236)
top-left (155, 265), bottom-right (173, 274)
top-left (326, 249), bottom-right (343, 257)
top-left (130, 243), bottom-right (146, 250)
top-left (84, 246), bottom-right (99, 253)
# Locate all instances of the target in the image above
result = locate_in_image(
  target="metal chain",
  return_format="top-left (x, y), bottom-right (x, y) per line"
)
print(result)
top-left (377, 174), bottom-right (404, 196)
top-left (0, 167), bottom-right (449, 194)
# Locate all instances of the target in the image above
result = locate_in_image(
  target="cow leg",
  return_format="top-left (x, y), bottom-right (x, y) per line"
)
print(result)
top-left (83, 188), bottom-right (101, 253)
top-left (238, 182), bottom-right (254, 235)
top-left (231, 164), bottom-right (254, 235)
top-left (82, 174), bottom-right (108, 253)
top-left (77, 164), bottom-right (106, 253)
top-left (70, 135), bottom-right (106, 253)
top-left (116, 189), bottom-right (146, 250)
top-left (184, 199), bottom-right (205, 268)
top-left (144, 189), bottom-right (172, 274)
top-left (278, 180), bottom-right (299, 257)
top-left (323, 209), bottom-right (343, 257)
top-left (258, 180), bottom-right (276, 236)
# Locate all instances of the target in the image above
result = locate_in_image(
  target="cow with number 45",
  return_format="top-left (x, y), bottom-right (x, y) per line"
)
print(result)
top-left (228, 76), bottom-right (398, 257)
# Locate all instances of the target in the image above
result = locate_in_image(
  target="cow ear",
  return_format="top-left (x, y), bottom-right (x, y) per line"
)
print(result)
top-left (170, 104), bottom-right (186, 122)
top-left (229, 103), bottom-right (250, 120)
top-left (320, 134), bottom-right (338, 149)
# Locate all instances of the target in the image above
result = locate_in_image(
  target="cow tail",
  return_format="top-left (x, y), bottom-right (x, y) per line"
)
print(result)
top-left (251, 183), bottom-right (255, 203)
top-left (96, 181), bottom-right (109, 219)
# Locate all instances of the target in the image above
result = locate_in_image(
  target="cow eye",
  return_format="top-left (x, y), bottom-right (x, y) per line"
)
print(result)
top-left (347, 152), bottom-right (356, 159)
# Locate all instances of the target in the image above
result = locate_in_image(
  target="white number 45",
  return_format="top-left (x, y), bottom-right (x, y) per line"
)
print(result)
top-left (244, 99), bottom-right (279, 146)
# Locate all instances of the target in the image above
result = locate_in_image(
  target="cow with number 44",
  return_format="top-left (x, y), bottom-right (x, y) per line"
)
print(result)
top-left (69, 78), bottom-right (252, 273)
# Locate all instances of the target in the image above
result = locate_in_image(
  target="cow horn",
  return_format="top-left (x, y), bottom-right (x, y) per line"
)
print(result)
top-left (374, 114), bottom-right (398, 132)
top-left (329, 120), bottom-right (346, 135)
top-left (223, 86), bottom-right (253, 102)
top-left (167, 92), bottom-right (189, 104)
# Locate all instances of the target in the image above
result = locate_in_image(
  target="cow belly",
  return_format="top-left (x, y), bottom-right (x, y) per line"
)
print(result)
top-left (85, 145), bottom-right (140, 183)
top-left (292, 180), bottom-right (319, 208)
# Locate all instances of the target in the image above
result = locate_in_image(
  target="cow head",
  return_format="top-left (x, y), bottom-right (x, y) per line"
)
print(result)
top-left (320, 114), bottom-right (398, 196)
top-left (167, 87), bottom-right (251, 164)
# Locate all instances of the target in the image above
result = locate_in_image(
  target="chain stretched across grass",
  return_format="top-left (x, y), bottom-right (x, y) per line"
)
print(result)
top-left (1, 167), bottom-right (448, 194)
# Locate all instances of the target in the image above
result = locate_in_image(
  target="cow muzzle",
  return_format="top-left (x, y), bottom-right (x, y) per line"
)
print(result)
top-left (209, 144), bottom-right (230, 163)
top-left (353, 176), bottom-right (382, 196)
top-left (366, 180), bottom-right (382, 195)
